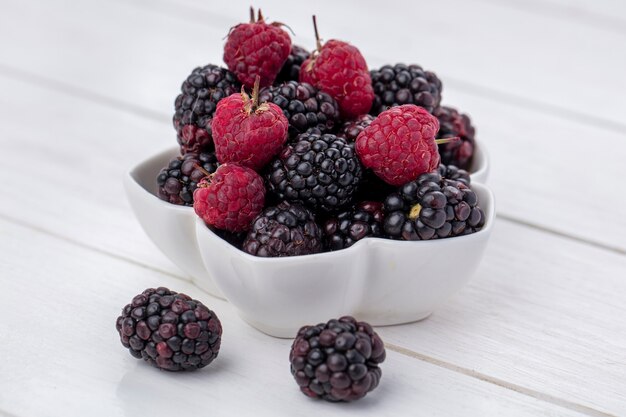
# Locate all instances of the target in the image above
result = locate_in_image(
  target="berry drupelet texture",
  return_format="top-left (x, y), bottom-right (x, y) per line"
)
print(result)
top-left (266, 128), bottom-right (363, 212)
top-left (276, 45), bottom-right (311, 83)
top-left (370, 63), bottom-right (442, 115)
top-left (383, 171), bottom-right (485, 240)
top-left (193, 164), bottom-right (266, 232)
top-left (434, 106), bottom-right (476, 170)
top-left (438, 164), bottom-right (471, 186)
top-left (323, 201), bottom-right (384, 250)
top-left (289, 316), bottom-right (386, 402)
top-left (212, 78), bottom-right (288, 171)
top-left (355, 104), bottom-right (440, 186)
top-left (156, 152), bottom-right (219, 206)
top-left (173, 65), bottom-right (240, 154)
top-left (336, 114), bottom-right (375, 142)
top-left (116, 287), bottom-right (222, 371)
top-left (259, 81), bottom-right (340, 139)
top-left (223, 8), bottom-right (292, 88)
top-left (243, 201), bottom-right (322, 257)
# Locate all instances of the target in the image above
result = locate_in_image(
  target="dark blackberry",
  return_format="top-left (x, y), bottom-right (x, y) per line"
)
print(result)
top-left (156, 152), bottom-right (218, 206)
top-left (276, 45), bottom-right (311, 83)
top-left (434, 106), bottom-right (476, 170)
top-left (259, 82), bottom-right (340, 139)
top-left (173, 64), bottom-right (240, 154)
top-left (115, 287), bottom-right (222, 371)
top-left (336, 114), bottom-right (375, 142)
top-left (266, 129), bottom-right (362, 212)
top-left (323, 201), bottom-right (384, 250)
top-left (370, 63), bottom-right (442, 115)
top-left (438, 164), bottom-right (471, 186)
top-left (289, 316), bottom-right (385, 402)
top-left (355, 169), bottom-right (395, 202)
top-left (383, 171), bottom-right (485, 240)
top-left (242, 201), bottom-right (322, 257)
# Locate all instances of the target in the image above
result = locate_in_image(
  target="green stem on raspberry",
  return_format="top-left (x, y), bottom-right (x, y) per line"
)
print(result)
top-left (435, 136), bottom-right (460, 145)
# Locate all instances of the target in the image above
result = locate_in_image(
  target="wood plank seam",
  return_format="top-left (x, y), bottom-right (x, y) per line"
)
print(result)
top-left (0, 210), bottom-right (616, 417)
top-left (0, 212), bottom-right (189, 284)
top-left (385, 343), bottom-right (617, 417)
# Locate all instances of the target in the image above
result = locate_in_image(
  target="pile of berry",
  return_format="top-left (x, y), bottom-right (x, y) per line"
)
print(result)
top-left (157, 9), bottom-right (485, 257)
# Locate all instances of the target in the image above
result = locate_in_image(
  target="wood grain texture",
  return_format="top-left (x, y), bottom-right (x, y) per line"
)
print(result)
top-left (0, 0), bottom-right (624, 251)
top-left (0, 220), bottom-right (591, 417)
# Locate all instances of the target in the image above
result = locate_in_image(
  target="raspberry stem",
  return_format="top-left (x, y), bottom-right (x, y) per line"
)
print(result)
top-left (435, 136), bottom-right (460, 145)
top-left (312, 15), bottom-right (322, 51)
top-left (257, 8), bottom-right (264, 22)
top-left (249, 6), bottom-right (255, 23)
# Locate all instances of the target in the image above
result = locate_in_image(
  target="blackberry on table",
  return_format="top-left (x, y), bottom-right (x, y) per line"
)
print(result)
top-left (116, 287), bottom-right (222, 371)
top-left (438, 164), bottom-right (471, 186)
top-left (276, 45), bottom-right (311, 83)
top-left (173, 64), bottom-right (240, 154)
top-left (259, 81), bottom-right (340, 139)
top-left (336, 114), bottom-right (375, 142)
top-left (266, 129), bottom-right (362, 212)
top-left (289, 316), bottom-right (386, 402)
top-left (156, 152), bottom-right (218, 206)
top-left (323, 201), bottom-right (384, 250)
top-left (383, 171), bottom-right (485, 240)
top-left (242, 201), bottom-right (322, 257)
top-left (370, 63), bottom-right (442, 115)
top-left (434, 106), bottom-right (476, 170)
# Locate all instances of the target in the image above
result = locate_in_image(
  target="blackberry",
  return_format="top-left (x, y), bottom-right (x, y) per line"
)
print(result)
top-left (383, 171), bottom-right (485, 240)
top-left (336, 114), bottom-right (375, 142)
top-left (434, 106), bottom-right (476, 170)
top-left (242, 201), bottom-right (322, 257)
top-left (266, 129), bottom-right (362, 212)
top-left (289, 316), bottom-right (385, 402)
top-left (259, 82), bottom-right (340, 139)
top-left (355, 169), bottom-right (395, 202)
top-left (173, 64), bottom-right (240, 154)
top-left (276, 45), bottom-right (310, 83)
top-left (438, 164), bottom-right (471, 186)
top-left (370, 63), bottom-right (442, 115)
top-left (323, 201), bottom-right (384, 250)
top-left (115, 287), bottom-right (222, 371)
top-left (156, 152), bottom-right (218, 206)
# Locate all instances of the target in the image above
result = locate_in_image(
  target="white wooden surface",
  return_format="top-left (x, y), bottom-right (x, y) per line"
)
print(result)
top-left (0, 0), bottom-right (625, 416)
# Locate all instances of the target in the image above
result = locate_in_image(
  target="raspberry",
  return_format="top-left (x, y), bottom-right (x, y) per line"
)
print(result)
top-left (289, 316), bottom-right (385, 402)
top-left (115, 287), bottom-right (222, 371)
top-left (223, 8), bottom-right (291, 88)
top-left (434, 106), bottom-right (476, 170)
top-left (383, 171), bottom-right (485, 240)
top-left (173, 65), bottom-right (240, 154)
top-left (355, 104), bottom-right (441, 186)
top-left (276, 45), bottom-right (310, 83)
top-left (193, 164), bottom-right (266, 232)
top-left (370, 63), bottom-right (442, 115)
top-left (336, 114), bottom-right (375, 142)
top-left (212, 77), bottom-right (288, 171)
top-left (323, 201), bottom-right (384, 250)
top-left (242, 201), bottom-right (322, 257)
top-left (266, 128), bottom-right (362, 213)
top-left (299, 17), bottom-right (374, 119)
top-left (259, 81), bottom-right (339, 139)
top-left (156, 152), bottom-right (219, 206)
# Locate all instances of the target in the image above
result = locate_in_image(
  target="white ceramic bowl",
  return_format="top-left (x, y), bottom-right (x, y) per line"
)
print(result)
top-left (124, 143), bottom-right (493, 337)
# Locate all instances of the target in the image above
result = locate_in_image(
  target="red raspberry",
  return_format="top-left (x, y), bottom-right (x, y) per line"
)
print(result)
top-left (223, 8), bottom-right (292, 88)
top-left (193, 163), bottom-right (266, 232)
top-left (355, 105), bottom-right (441, 186)
top-left (299, 17), bottom-right (374, 119)
top-left (212, 77), bottom-right (288, 171)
